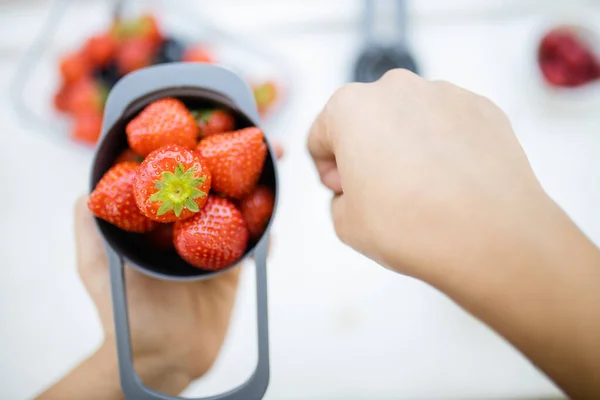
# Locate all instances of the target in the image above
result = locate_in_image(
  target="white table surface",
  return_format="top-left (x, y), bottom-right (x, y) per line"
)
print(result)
top-left (1, 1), bottom-right (599, 399)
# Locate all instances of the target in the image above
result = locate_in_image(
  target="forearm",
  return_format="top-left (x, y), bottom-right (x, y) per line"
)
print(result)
top-left (431, 201), bottom-right (600, 399)
top-left (35, 340), bottom-right (191, 400)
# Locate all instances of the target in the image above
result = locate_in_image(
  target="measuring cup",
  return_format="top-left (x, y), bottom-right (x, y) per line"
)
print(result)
top-left (90, 63), bottom-right (278, 400)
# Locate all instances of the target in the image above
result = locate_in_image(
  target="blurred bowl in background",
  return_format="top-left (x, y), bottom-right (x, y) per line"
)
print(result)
top-left (10, 0), bottom-right (292, 152)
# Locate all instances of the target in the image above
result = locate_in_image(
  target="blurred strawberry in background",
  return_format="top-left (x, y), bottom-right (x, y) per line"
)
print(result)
top-left (66, 78), bottom-right (107, 115)
top-left (538, 27), bottom-right (600, 88)
top-left (72, 111), bottom-right (103, 145)
top-left (83, 33), bottom-right (118, 67)
top-left (59, 51), bottom-right (90, 84)
top-left (116, 37), bottom-right (157, 75)
top-left (181, 44), bottom-right (214, 63)
top-left (54, 12), bottom-right (282, 147)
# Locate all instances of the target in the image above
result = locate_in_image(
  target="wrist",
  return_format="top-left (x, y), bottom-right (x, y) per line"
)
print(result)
top-left (426, 197), bottom-right (600, 398)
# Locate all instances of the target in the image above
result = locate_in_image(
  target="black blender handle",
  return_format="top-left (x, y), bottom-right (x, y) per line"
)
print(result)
top-left (107, 238), bottom-right (271, 400)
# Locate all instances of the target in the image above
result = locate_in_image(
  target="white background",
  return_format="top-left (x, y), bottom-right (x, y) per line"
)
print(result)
top-left (1, 0), bottom-right (599, 399)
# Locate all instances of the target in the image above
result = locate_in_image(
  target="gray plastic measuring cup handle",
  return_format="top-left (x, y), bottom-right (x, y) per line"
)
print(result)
top-left (98, 63), bottom-right (271, 400)
top-left (106, 240), bottom-right (270, 400)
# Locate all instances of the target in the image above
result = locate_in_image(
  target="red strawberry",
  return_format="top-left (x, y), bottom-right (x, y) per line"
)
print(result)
top-left (133, 145), bottom-right (211, 223)
top-left (181, 44), bottom-right (214, 63)
top-left (126, 97), bottom-right (199, 157)
top-left (111, 14), bottom-right (163, 46)
top-left (252, 81), bottom-right (278, 115)
top-left (59, 52), bottom-right (90, 84)
top-left (191, 109), bottom-right (235, 138)
top-left (88, 162), bottom-right (157, 232)
top-left (116, 37), bottom-right (156, 76)
top-left (145, 223), bottom-right (174, 250)
top-left (83, 33), bottom-right (118, 67)
top-left (173, 196), bottom-right (248, 270)
top-left (541, 60), bottom-right (570, 86)
top-left (239, 185), bottom-right (275, 240)
top-left (135, 14), bottom-right (163, 46)
top-left (71, 111), bottom-right (103, 145)
top-left (196, 127), bottom-right (267, 199)
top-left (114, 148), bottom-right (143, 165)
top-left (66, 78), bottom-right (107, 115)
top-left (53, 84), bottom-right (71, 113)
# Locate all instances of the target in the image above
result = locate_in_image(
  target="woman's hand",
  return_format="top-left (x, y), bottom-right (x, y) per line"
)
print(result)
top-left (307, 69), bottom-right (600, 399)
top-left (308, 68), bottom-right (550, 281)
top-left (37, 143), bottom-right (283, 400)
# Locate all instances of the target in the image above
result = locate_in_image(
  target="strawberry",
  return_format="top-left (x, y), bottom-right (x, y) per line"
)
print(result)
top-left (181, 44), bottom-right (214, 63)
top-left (136, 14), bottom-right (163, 46)
top-left (71, 111), bottom-right (103, 145)
top-left (133, 145), bottom-right (211, 223)
top-left (145, 223), bottom-right (174, 250)
top-left (116, 37), bottom-right (157, 76)
top-left (538, 28), bottom-right (600, 87)
top-left (59, 52), bottom-right (90, 84)
top-left (53, 84), bottom-right (71, 113)
top-left (173, 196), bottom-right (248, 270)
top-left (66, 78), bottom-right (107, 115)
top-left (112, 14), bottom-right (163, 47)
top-left (239, 185), bottom-right (275, 240)
top-left (83, 33), bottom-right (118, 67)
top-left (126, 97), bottom-right (199, 157)
top-left (114, 148), bottom-right (143, 165)
top-left (191, 109), bottom-right (235, 138)
top-left (88, 162), bottom-right (157, 232)
top-left (541, 60), bottom-right (570, 86)
top-left (252, 81), bottom-right (278, 115)
top-left (196, 127), bottom-right (267, 199)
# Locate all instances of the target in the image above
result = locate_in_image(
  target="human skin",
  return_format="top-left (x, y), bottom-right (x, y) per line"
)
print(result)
top-left (35, 144), bottom-right (284, 400)
top-left (307, 69), bottom-right (600, 400)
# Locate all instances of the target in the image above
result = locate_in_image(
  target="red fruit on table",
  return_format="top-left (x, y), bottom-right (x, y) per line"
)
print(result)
top-left (66, 78), bottom-right (107, 115)
top-left (239, 185), bottom-right (275, 240)
top-left (111, 14), bottom-right (163, 46)
top-left (538, 28), bottom-right (600, 87)
top-left (116, 37), bottom-right (156, 76)
top-left (173, 196), bottom-right (249, 270)
top-left (88, 162), bottom-right (158, 233)
top-left (541, 60), bottom-right (570, 86)
top-left (594, 61), bottom-right (600, 79)
top-left (181, 44), bottom-right (214, 63)
top-left (126, 97), bottom-right (199, 157)
top-left (59, 52), bottom-right (90, 84)
top-left (114, 148), bottom-right (143, 165)
top-left (136, 14), bottom-right (163, 46)
top-left (145, 223), bottom-right (174, 250)
top-left (133, 145), bottom-right (211, 223)
top-left (71, 111), bottom-right (103, 145)
top-left (53, 84), bottom-right (71, 113)
top-left (196, 127), bottom-right (267, 199)
top-left (83, 33), bottom-right (118, 67)
top-left (191, 109), bottom-right (235, 138)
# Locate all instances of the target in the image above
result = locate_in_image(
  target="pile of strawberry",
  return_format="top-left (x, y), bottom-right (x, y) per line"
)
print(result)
top-left (538, 27), bottom-right (600, 87)
top-left (88, 97), bottom-right (275, 271)
top-left (53, 13), bottom-right (279, 147)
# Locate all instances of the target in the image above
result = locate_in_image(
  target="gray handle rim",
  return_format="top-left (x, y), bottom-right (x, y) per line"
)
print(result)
top-left (101, 63), bottom-right (261, 137)
top-left (107, 238), bottom-right (270, 400)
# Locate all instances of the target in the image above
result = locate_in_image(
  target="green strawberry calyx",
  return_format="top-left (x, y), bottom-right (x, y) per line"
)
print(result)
top-left (191, 109), bottom-right (214, 125)
top-left (149, 163), bottom-right (207, 217)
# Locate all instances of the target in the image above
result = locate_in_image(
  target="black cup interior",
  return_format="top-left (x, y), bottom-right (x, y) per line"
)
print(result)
top-left (90, 87), bottom-right (277, 280)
